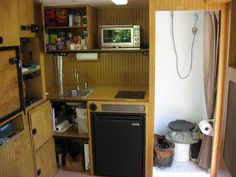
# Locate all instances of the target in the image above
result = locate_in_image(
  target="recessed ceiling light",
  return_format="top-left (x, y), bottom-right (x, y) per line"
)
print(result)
top-left (73, 0), bottom-right (79, 2)
top-left (111, 0), bottom-right (128, 5)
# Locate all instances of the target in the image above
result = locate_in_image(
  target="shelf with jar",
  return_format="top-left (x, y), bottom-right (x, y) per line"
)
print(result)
top-left (43, 5), bottom-right (97, 53)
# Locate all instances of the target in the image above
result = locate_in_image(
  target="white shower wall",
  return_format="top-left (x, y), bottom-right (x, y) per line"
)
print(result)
top-left (154, 11), bottom-right (208, 135)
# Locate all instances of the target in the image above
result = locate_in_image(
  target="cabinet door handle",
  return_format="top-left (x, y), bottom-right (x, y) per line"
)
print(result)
top-left (0, 36), bottom-right (3, 44)
top-left (37, 168), bottom-right (41, 176)
top-left (32, 128), bottom-right (37, 135)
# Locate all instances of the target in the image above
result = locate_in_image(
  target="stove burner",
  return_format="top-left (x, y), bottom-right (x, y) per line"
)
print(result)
top-left (115, 91), bottom-right (145, 99)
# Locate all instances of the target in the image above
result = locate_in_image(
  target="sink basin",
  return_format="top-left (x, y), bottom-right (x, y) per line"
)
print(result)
top-left (63, 89), bottom-right (92, 98)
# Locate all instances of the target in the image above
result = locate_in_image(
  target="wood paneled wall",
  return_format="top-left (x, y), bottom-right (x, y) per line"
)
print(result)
top-left (97, 7), bottom-right (149, 48)
top-left (44, 52), bottom-right (149, 90)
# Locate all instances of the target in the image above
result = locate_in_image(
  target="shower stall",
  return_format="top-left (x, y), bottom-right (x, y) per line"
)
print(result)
top-left (154, 10), bottom-right (220, 177)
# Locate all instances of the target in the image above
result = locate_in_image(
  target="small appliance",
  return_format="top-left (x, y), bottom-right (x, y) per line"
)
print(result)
top-left (101, 25), bottom-right (140, 49)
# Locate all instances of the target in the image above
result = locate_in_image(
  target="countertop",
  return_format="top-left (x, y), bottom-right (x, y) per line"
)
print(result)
top-left (46, 85), bottom-right (149, 102)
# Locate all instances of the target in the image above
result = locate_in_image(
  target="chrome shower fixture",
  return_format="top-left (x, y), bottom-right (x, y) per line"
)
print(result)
top-left (170, 11), bottom-right (198, 79)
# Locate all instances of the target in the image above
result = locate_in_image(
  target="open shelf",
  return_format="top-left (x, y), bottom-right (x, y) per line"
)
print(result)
top-left (46, 48), bottom-right (149, 54)
top-left (46, 26), bottom-right (87, 30)
top-left (54, 125), bottom-right (88, 139)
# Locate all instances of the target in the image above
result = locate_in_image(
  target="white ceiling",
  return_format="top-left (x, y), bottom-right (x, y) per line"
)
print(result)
top-left (43, 0), bottom-right (148, 8)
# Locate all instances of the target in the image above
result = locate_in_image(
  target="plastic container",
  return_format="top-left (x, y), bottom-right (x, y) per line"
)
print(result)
top-left (76, 108), bottom-right (88, 134)
top-left (174, 143), bottom-right (190, 162)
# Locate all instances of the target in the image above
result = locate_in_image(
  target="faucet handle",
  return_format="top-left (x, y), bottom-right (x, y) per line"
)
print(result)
top-left (84, 82), bottom-right (88, 90)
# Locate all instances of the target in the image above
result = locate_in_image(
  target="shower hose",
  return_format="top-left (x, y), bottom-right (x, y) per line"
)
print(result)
top-left (170, 11), bottom-right (198, 79)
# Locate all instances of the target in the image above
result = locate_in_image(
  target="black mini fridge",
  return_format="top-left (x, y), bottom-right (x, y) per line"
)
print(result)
top-left (91, 112), bottom-right (145, 177)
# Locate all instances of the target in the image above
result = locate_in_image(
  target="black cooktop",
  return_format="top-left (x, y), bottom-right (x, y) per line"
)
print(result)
top-left (115, 91), bottom-right (145, 99)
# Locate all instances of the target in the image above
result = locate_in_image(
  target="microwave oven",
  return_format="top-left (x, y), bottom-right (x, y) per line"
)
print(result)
top-left (101, 25), bottom-right (140, 49)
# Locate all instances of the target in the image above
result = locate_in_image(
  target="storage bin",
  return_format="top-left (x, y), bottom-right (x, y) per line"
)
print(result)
top-left (174, 143), bottom-right (190, 162)
top-left (76, 108), bottom-right (88, 134)
top-left (154, 135), bottom-right (175, 168)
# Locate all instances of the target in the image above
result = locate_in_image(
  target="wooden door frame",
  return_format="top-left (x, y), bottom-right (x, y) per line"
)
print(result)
top-left (148, 0), bottom-right (231, 177)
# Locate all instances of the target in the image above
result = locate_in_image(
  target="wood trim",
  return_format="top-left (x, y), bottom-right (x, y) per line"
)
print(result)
top-left (87, 5), bottom-right (98, 49)
top-left (147, 1), bottom-right (156, 177)
top-left (211, 3), bottom-right (231, 177)
top-left (154, 0), bottom-right (228, 11)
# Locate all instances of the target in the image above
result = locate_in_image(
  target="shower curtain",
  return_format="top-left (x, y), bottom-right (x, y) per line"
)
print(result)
top-left (197, 11), bottom-right (220, 169)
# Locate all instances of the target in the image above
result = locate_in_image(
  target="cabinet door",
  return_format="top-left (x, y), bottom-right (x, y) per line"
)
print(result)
top-left (35, 138), bottom-right (57, 177)
top-left (0, 119), bottom-right (35, 177)
top-left (0, 0), bottom-right (20, 47)
top-left (29, 101), bottom-right (53, 150)
top-left (18, 0), bottom-right (36, 38)
top-left (0, 48), bottom-right (23, 121)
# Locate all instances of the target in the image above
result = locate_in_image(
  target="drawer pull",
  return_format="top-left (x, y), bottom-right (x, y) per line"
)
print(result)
top-left (0, 36), bottom-right (3, 44)
top-left (32, 128), bottom-right (37, 135)
top-left (37, 168), bottom-right (41, 176)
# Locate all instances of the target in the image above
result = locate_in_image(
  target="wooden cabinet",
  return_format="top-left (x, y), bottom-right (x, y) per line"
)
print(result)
top-left (27, 101), bottom-right (56, 177)
top-left (18, 0), bottom-right (36, 38)
top-left (35, 138), bottom-right (57, 177)
top-left (0, 0), bottom-right (20, 47)
top-left (43, 5), bottom-right (97, 53)
top-left (0, 114), bottom-right (35, 177)
top-left (0, 47), bottom-right (24, 121)
top-left (29, 101), bottom-right (53, 150)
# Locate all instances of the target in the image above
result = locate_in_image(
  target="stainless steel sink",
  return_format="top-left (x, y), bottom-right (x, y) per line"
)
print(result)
top-left (63, 89), bottom-right (93, 98)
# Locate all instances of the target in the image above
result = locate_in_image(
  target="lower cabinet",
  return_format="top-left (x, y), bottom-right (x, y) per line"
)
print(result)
top-left (0, 114), bottom-right (35, 177)
top-left (27, 101), bottom-right (57, 177)
top-left (35, 138), bottom-right (57, 177)
top-left (28, 101), bottom-right (54, 150)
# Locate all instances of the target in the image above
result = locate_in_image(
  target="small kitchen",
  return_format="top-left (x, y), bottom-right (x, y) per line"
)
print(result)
top-left (0, 0), bottom-right (151, 177)
top-left (44, 1), bottom-right (149, 177)
top-left (44, 1), bottom-right (150, 176)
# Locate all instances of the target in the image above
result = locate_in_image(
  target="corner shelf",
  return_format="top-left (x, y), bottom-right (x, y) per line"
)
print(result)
top-left (54, 125), bottom-right (89, 139)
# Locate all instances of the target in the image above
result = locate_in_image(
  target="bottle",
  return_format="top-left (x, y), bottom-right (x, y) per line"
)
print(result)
top-left (69, 14), bottom-right (73, 26)
top-left (73, 13), bottom-right (81, 26)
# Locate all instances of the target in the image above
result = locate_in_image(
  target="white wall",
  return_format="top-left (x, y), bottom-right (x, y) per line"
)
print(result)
top-left (154, 11), bottom-right (208, 135)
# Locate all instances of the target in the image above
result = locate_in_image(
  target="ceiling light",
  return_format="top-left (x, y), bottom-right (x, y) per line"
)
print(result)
top-left (111, 0), bottom-right (128, 5)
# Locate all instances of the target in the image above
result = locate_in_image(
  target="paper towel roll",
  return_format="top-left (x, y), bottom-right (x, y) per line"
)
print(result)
top-left (56, 120), bottom-right (70, 132)
top-left (199, 120), bottom-right (213, 136)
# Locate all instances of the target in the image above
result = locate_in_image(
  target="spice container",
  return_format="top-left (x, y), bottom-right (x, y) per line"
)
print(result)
top-left (69, 14), bottom-right (73, 26)
top-left (82, 16), bottom-right (87, 26)
top-left (73, 13), bottom-right (81, 26)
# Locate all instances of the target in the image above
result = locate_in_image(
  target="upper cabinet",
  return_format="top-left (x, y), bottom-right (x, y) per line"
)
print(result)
top-left (43, 5), bottom-right (97, 53)
top-left (18, 0), bottom-right (38, 38)
top-left (0, 0), bottom-right (20, 47)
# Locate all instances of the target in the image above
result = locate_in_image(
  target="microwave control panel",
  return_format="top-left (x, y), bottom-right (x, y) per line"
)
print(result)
top-left (133, 25), bottom-right (140, 48)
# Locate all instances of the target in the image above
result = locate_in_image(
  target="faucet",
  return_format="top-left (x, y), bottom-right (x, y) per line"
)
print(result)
top-left (74, 69), bottom-right (80, 91)
top-left (84, 82), bottom-right (88, 90)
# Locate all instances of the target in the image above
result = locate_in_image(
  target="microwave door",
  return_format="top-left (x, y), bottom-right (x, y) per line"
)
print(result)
top-left (102, 28), bottom-right (134, 48)
top-left (0, 47), bottom-right (24, 122)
